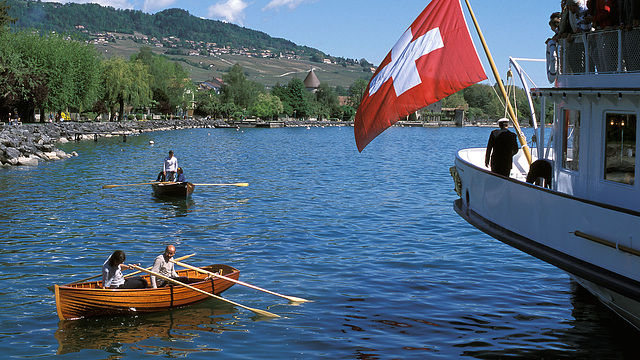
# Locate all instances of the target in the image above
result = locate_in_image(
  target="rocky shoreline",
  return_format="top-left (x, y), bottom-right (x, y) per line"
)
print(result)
top-left (0, 118), bottom-right (351, 167)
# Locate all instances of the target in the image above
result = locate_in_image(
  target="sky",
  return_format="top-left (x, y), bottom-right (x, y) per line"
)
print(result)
top-left (42, 0), bottom-right (561, 88)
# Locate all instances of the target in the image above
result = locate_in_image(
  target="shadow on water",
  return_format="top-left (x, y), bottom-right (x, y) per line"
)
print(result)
top-left (458, 280), bottom-right (638, 359)
top-left (54, 302), bottom-right (240, 356)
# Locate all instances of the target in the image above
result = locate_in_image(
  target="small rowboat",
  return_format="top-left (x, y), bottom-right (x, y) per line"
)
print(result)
top-left (151, 181), bottom-right (195, 198)
top-left (54, 264), bottom-right (239, 321)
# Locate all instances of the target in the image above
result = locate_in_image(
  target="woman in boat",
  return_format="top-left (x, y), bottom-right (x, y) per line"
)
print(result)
top-left (102, 250), bottom-right (147, 289)
top-left (175, 167), bottom-right (186, 182)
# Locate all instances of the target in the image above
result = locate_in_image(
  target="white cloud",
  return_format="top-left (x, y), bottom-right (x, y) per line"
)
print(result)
top-left (262, 0), bottom-right (305, 11)
top-left (41, 0), bottom-right (134, 10)
top-left (141, 0), bottom-right (179, 13)
top-left (207, 0), bottom-right (249, 25)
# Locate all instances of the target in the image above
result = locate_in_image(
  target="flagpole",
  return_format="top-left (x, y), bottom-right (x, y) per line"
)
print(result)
top-left (462, 0), bottom-right (532, 165)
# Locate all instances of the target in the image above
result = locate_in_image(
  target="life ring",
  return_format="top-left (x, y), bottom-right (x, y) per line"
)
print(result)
top-left (546, 40), bottom-right (558, 83)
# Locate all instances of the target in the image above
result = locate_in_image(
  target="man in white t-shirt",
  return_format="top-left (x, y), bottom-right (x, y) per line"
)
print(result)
top-left (163, 150), bottom-right (178, 181)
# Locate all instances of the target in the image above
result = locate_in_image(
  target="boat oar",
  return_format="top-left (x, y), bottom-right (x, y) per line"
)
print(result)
top-left (67, 253), bottom-right (196, 285)
top-left (128, 264), bottom-right (279, 318)
top-left (102, 181), bottom-right (171, 189)
top-left (191, 183), bottom-right (249, 187)
top-left (171, 259), bottom-right (310, 304)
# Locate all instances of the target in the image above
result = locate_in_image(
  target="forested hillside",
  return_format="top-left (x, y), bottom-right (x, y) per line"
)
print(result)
top-left (6, 0), bottom-right (319, 56)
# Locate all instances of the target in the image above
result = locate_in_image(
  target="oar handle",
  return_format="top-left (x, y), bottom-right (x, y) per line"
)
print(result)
top-left (171, 259), bottom-right (310, 303)
top-left (128, 264), bottom-right (279, 318)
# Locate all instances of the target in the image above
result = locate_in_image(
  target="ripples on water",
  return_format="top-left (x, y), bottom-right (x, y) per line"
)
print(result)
top-left (0, 126), bottom-right (636, 359)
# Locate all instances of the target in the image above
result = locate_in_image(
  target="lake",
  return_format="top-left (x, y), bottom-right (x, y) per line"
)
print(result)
top-left (0, 125), bottom-right (636, 359)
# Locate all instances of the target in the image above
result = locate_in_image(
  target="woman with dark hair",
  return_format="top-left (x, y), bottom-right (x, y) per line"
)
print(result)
top-left (101, 250), bottom-right (147, 289)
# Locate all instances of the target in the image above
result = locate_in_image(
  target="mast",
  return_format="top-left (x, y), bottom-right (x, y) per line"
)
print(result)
top-left (462, 0), bottom-right (533, 165)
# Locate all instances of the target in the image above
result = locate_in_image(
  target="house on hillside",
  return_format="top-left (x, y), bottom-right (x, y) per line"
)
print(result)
top-left (199, 78), bottom-right (225, 93)
top-left (303, 69), bottom-right (320, 93)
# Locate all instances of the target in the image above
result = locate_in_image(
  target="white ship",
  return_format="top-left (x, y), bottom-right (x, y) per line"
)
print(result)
top-left (452, 28), bottom-right (640, 329)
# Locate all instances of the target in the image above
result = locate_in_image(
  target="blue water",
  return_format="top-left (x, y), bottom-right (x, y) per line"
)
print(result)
top-left (0, 126), bottom-right (636, 359)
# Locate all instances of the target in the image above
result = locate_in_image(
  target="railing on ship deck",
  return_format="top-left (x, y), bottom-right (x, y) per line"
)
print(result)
top-left (558, 28), bottom-right (640, 75)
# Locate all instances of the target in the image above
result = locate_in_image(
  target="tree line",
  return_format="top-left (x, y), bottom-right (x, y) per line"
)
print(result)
top-left (1, 0), bottom-right (542, 125)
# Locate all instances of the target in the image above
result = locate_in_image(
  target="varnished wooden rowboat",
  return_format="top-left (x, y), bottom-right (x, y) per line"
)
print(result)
top-left (151, 181), bottom-right (195, 198)
top-left (54, 264), bottom-right (238, 321)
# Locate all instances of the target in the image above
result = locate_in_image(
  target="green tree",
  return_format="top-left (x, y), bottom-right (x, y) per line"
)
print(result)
top-left (250, 92), bottom-right (283, 120)
top-left (286, 77), bottom-right (309, 118)
top-left (195, 89), bottom-right (221, 117)
top-left (221, 63), bottom-right (263, 110)
top-left (0, 0), bottom-right (14, 32)
top-left (271, 83), bottom-right (292, 115)
top-left (131, 47), bottom-right (192, 115)
top-left (315, 82), bottom-right (339, 120)
top-left (102, 57), bottom-right (152, 120)
top-left (2, 30), bottom-right (101, 121)
top-left (442, 91), bottom-right (468, 109)
top-left (347, 78), bottom-right (368, 109)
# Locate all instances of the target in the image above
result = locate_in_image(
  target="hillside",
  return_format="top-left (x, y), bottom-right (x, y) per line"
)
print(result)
top-left (6, 0), bottom-right (373, 88)
top-left (95, 34), bottom-right (372, 89)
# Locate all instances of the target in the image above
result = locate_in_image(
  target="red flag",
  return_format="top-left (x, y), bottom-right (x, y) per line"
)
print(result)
top-left (354, 0), bottom-right (487, 152)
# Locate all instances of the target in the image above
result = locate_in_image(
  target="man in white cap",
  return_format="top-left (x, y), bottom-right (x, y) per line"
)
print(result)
top-left (485, 118), bottom-right (519, 177)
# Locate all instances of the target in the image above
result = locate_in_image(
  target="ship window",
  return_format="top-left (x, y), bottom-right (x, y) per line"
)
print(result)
top-left (562, 109), bottom-right (580, 171)
top-left (604, 113), bottom-right (636, 185)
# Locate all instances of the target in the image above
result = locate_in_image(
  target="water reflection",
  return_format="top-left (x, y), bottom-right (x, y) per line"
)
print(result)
top-left (55, 303), bottom-right (239, 355)
top-left (152, 197), bottom-right (196, 217)
top-left (458, 280), bottom-right (637, 359)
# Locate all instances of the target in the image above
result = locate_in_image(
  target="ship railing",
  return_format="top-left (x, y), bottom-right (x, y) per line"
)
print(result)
top-left (557, 28), bottom-right (640, 76)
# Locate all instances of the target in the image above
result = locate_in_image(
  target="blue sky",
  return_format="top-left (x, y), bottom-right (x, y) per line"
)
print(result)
top-left (44, 0), bottom-right (561, 88)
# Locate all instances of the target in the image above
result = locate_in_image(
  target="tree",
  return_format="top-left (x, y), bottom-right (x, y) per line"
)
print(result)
top-left (315, 82), bottom-right (339, 120)
top-left (271, 83), bottom-right (292, 115)
top-left (286, 78), bottom-right (309, 118)
top-left (347, 78), bottom-right (368, 108)
top-left (131, 47), bottom-right (193, 115)
top-left (1, 30), bottom-right (101, 121)
top-left (195, 89), bottom-right (221, 117)
top-left (442, 91), bottom-right (467, 109)
top-left (0, 0), bottom-right (14, 32)
top-left (250, 93), bottom-right (283, 120)
top-left (101, 57), bottom-right (151, 120)
top-left (221, 63), bottom-right (263, 110)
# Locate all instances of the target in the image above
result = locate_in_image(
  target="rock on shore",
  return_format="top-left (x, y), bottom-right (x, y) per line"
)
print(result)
top-left (0, 119), bottom-right (228, 167)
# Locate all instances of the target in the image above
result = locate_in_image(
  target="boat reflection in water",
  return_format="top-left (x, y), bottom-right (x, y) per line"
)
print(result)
top-left (55, 303), bottom-right (238, 355)
top-left (153, 196), bottom-right (196, 217)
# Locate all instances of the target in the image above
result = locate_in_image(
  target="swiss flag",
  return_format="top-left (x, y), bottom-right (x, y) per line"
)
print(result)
top-left (354, 0), bottom-right (487, 152)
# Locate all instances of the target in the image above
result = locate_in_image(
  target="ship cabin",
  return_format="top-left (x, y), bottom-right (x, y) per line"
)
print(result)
top-left (530, 28), bottom-right (640, 213)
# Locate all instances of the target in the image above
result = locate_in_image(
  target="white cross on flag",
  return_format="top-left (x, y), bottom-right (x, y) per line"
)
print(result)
top-left (354, 0), bottom-right (487, 152)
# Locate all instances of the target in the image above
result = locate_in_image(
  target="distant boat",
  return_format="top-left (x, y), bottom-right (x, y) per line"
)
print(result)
top-left (54, 264), bottom-right (239, 320)
top-left (151, 182), bottom-right (195, 198)
top-left (452, 28), bottom-right (640, 329)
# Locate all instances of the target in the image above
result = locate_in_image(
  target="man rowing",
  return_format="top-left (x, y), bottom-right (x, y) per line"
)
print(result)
top-left (150, 245), bottom-right (190, 288)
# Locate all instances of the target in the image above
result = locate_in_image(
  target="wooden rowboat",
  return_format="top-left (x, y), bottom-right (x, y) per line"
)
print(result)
top-left (54, 264), bottom-right (239, 321)
top-left (151, 181), bottom-right (195, 198)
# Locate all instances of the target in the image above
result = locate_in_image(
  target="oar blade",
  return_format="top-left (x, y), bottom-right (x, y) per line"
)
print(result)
top-left (286, 296), bottom-right (312, 304)
top-left (250, 308), bottom-right (280, 318)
